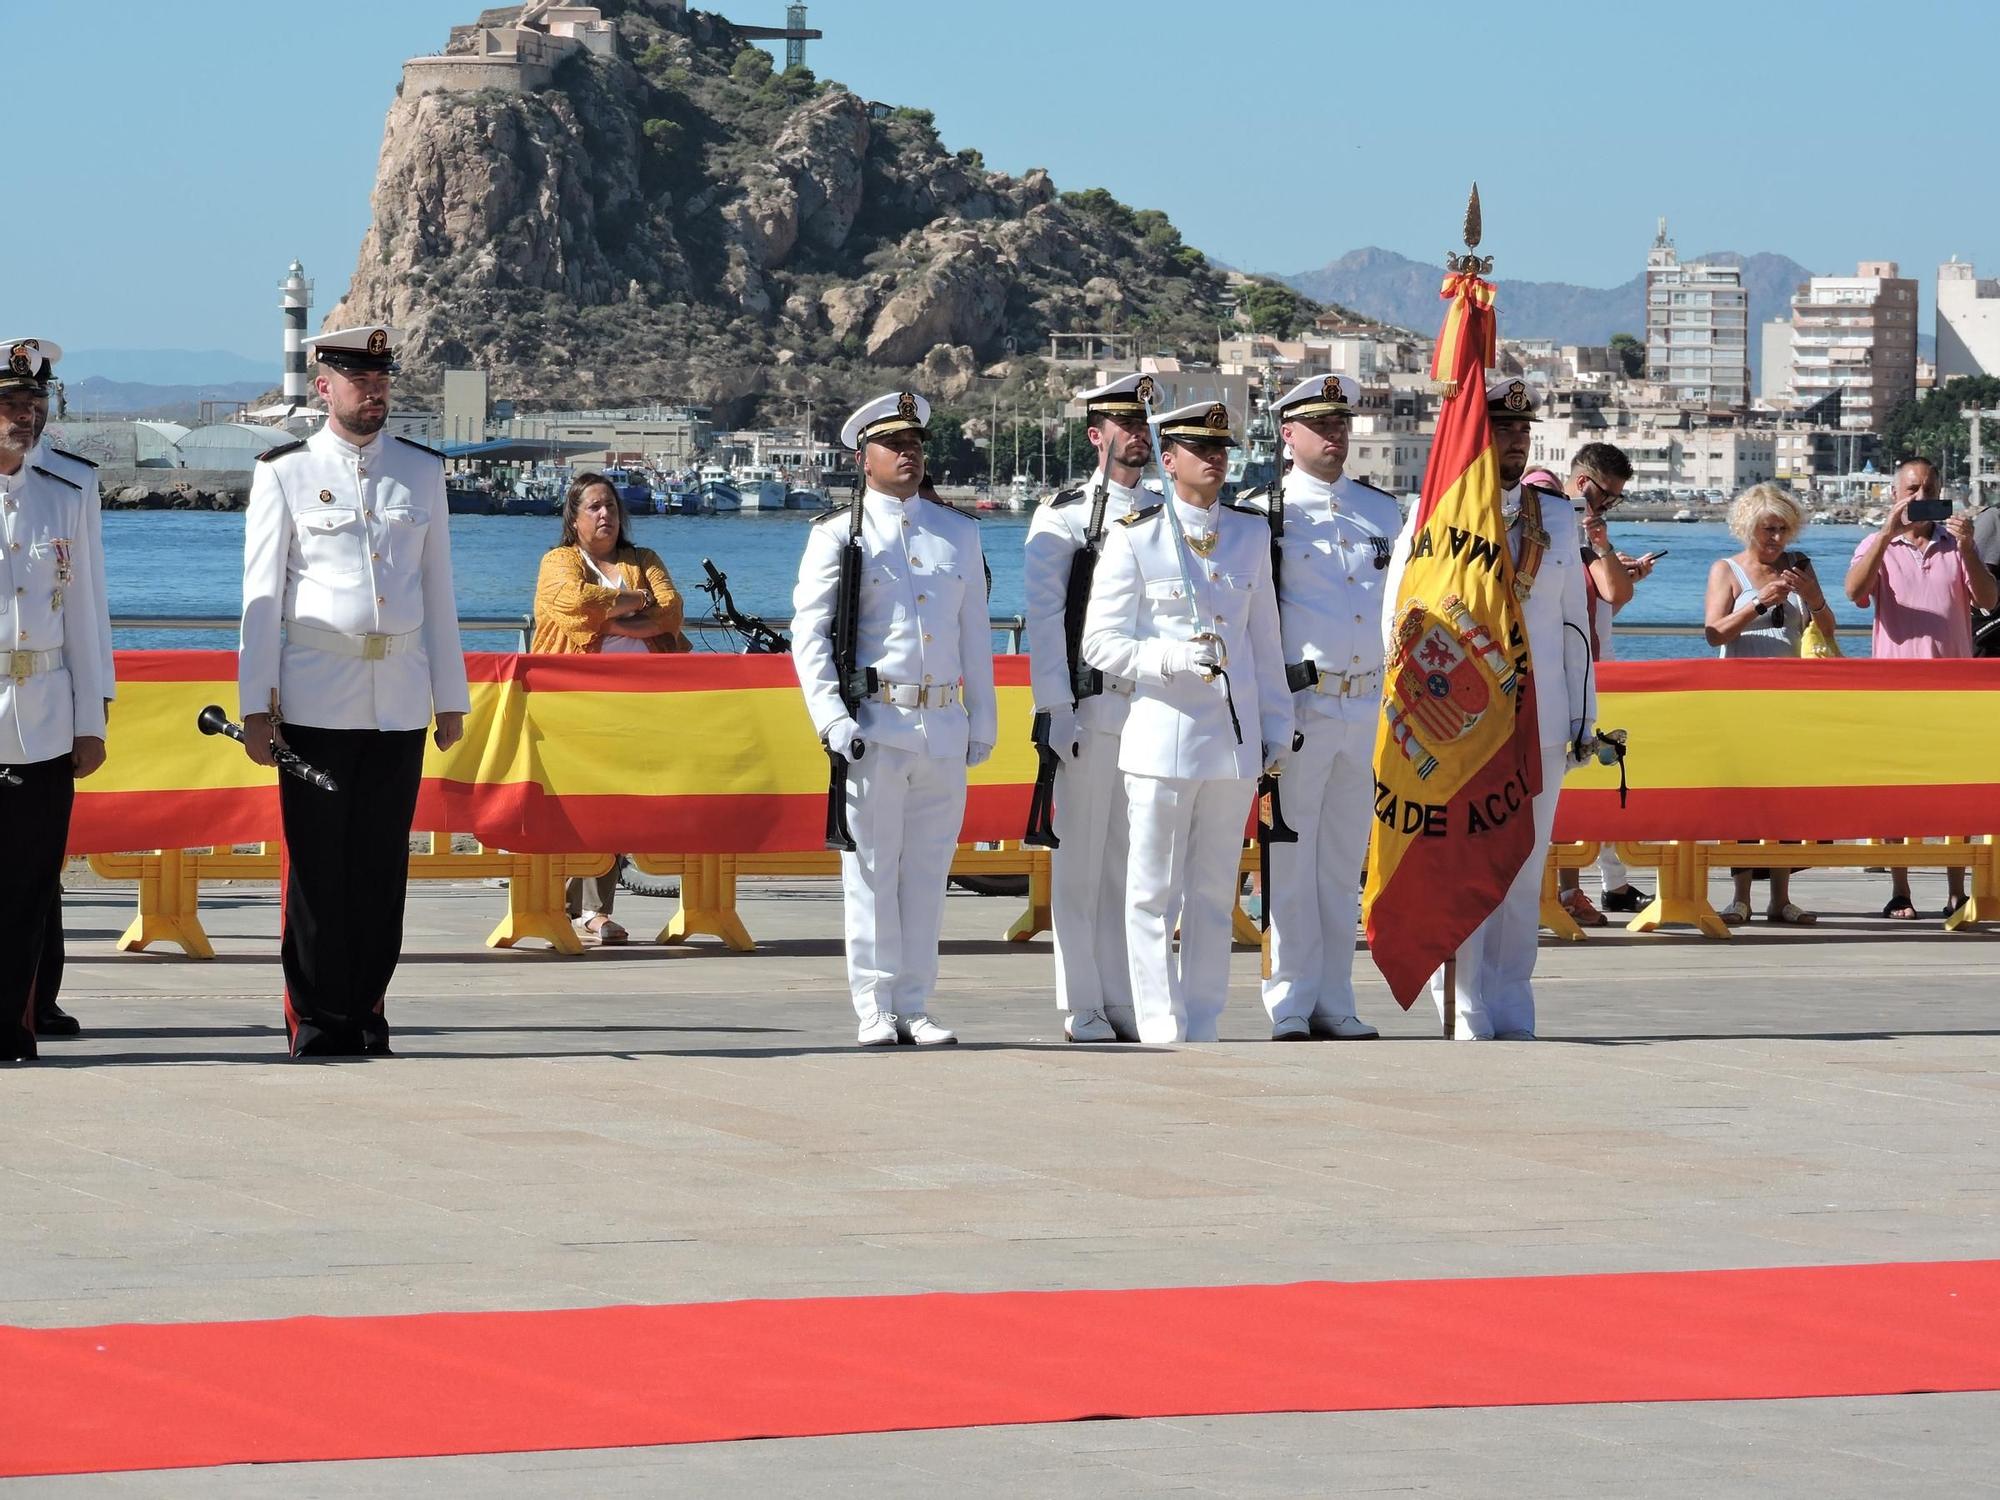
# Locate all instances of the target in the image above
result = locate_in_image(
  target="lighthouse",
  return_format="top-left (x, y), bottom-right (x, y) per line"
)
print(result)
top-left (280, 260), bottom-right (313, 406)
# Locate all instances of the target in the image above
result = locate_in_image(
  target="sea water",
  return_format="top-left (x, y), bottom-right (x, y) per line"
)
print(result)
top-left (102, 509), bottom-right (1882, 661)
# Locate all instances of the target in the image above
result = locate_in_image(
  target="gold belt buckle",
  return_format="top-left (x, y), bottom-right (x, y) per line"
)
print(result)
top-left (361, 634), bottom-right (389, 661)
top-left (9, 654), bottom-right (28, 685)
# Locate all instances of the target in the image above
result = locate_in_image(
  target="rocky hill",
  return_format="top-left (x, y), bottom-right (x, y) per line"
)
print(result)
top-left (328, 1), bottom-right (1326, 420)
top-left (1277, 246), bottom-right (1817, 384)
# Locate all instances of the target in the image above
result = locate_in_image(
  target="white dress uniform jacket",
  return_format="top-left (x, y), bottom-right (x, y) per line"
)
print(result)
top-left (1251, 469), bottom-right (1403, 1028)
top-left (34, 441), bottom-right (113, 700)
top-left (1082, 498), bottom-right (1292, 780)
top-left (239, 428), bottom-right (470, 732)
top-left (1023, 475), bottom-right (1143, 1027)
top-left (0, 460), bottom-right (109, 763)
top-left (1381, 480), bottom-right (1596, 1039)
top-left (792, 490), bottom-right (998, 758)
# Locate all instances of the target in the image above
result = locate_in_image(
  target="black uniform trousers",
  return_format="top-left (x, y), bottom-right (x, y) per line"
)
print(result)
top-left (278, 725), bottom-right (427, 1056)
top-left (1, 755), bottom-right (75, 1061)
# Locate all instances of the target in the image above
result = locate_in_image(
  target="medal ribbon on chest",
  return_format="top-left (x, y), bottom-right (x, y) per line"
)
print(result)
top-left (50, 536), bottom-right (72, 612)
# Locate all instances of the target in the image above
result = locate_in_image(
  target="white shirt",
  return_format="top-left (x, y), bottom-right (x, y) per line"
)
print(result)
top-left (239, 426), bottom-right (471, 731)
top-left (1022, 473), bottom-right (1142, 734)
top-left (791, 488), bottom-right (998, 759)
top-left (0, 458), bottom-right (110, 761)
top-left (1382, 481), bottom-right (1595, 751)
top-left (1262, 468), bottom-right (1403, 724)
top-left (1081, 492), bottom-right (1291, 781)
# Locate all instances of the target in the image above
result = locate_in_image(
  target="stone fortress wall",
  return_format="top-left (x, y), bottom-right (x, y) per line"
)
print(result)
top-left (401, 4), bottom-right (624, 100)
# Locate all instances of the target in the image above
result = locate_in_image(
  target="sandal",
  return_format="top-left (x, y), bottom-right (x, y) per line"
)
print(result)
top-left (1559, 889), bottom-right (1608, 927)
top-left (1879, 900), bottom-right (1919, 921)
top-left (578, 914), bottom-right (628, 945)
top-left (1766, 902), bottom-right (1817, 926)
top-left (1719, 899), bottom-right (1751, 926)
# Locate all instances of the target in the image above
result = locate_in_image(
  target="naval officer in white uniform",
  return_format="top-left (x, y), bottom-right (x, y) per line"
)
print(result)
top-left (1082, 400), bottom-right (1291, 1043)
top-left (1022, 372), bottom-right (1157, 1042)
top-left (1382, 376), bottom-right (1597, 1040)
top-left (1248, 375), bottom-right (1403, 1041)
top-left (792, 391), bottom-right (997, 1047)
top-left (0, 338), bottom-right (110, 1062)
top-left (238, 325), bottom-right (470, 1059)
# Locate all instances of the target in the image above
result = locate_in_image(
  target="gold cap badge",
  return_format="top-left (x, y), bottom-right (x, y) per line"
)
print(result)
top-left (1135, 375), bottom-right (1156, 407)
top-left (366, 329), bottom-right (389, 356)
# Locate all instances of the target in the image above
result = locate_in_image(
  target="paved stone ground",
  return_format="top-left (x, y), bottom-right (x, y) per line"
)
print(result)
top-left (6, 868), bottom-right (1999, 1496)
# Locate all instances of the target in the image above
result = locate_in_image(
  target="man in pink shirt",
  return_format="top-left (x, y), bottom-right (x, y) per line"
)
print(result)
top-left (1843, 455), bottom-right (1997, 918)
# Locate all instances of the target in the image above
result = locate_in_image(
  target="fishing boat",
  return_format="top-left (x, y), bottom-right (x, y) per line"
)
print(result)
top-left (1671, 507), bottom-right (1697, 523)
top-left (445, 484), bottom-right (499, 515)
top-left (732, 463), bottom-right (788, 512)
top-left (695, 462), bottom-right (743, 513)
top-left (785, 486), bottom-right (828, 511)
top-left (1006, 473), bottom-right (1035, 512)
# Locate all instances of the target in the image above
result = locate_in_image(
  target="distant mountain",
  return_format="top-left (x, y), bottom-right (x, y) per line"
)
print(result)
top-left (1274, 247), bottom-right (1818, 383)
top-left (61, 348), bottom-right (274, 386)
top-left (61, 376), bottom-right (272, 420)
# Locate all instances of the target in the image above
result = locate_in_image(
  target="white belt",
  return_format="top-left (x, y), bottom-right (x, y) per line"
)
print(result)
top-left (1310, 665), bottom-right (1382, 699)
top-left (875, 680), bottom-right (960, 709)
top-left (287, 621), bottom-right (423, 661)
top-left (1102, 676), bottom-right (1136, 697)
top-left (1, 647), bottom-right (62, 684)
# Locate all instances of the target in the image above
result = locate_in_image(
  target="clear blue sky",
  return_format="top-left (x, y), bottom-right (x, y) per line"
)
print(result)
top-left (5, 0), bottom-right (1993, 369)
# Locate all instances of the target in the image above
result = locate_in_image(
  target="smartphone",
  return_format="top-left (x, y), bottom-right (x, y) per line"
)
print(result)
top-left (1908, 498), bottom-right (1952, 524)
top-left (1641, 549), bottom-right (1669, 563)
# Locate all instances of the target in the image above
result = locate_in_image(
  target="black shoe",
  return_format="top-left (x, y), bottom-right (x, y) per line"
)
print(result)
top-left (34, 1002), bottom-right (81, 1037)
top-left (1600, 885), bottom-right (1652, 913)
top-left (289, 1021), bottom-right (365, 1060)
top-left (362, 1032), bottom-right (395, 1057)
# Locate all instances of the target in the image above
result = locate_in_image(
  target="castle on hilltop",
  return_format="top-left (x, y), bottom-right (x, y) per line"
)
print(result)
top-left (402, 4), bottom-right (629, 99)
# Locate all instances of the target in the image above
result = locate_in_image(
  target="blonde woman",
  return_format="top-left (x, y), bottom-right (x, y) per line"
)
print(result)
top-left (1702, 483), bottom-right (1829, 925)
top-left (532, 474), bottom-right (689, 942)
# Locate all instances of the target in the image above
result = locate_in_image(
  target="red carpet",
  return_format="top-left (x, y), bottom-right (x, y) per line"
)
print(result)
top-left (5, 1260), bottom-right (1999, 1478)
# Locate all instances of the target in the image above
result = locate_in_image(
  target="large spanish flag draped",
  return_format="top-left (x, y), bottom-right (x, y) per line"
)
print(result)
top-left (1363, 271), bottom-right (1542, 1007)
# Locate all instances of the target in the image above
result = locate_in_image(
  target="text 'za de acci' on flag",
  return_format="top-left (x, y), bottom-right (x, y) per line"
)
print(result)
top-left (1362, 270), bottom-right (1544, 1009)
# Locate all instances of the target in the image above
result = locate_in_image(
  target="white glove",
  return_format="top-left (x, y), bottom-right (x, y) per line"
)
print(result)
top-left (1160, 639), bottom-right (1221, 678)
top-left (1262, 742), bottom-right (1293, 780)
top-left (967, 740), bottom-right (994, 768)
top-left (1043, 706), bottom-right (1082, 760)
top-left (1568, 726), bottom-right (1597, 768)
top-left (821, 715), bottom-right (865, 759)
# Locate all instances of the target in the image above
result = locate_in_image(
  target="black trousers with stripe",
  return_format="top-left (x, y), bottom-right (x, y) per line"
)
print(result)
top-left (1, 755), bottom-right (74, 1061)
top-left (278, 725), bottom-right (426, 1054)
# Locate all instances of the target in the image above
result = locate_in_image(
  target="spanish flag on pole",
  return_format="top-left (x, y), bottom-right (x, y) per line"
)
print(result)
top-left (1362, 259), bottom-right (1542, 1008)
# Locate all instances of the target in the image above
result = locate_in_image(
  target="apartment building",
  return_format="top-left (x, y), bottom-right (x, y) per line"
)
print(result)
top-left (1643, 218), bottom-right (1751, 409)
top-left (1787, 261), bottom-right (1918, 430)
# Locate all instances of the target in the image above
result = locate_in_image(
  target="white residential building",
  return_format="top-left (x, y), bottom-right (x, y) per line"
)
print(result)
top-left (1938, 258), bottom-right (2000, 379)
top-left (1787, 262), bottom-right (1918, 430)
top-left (1643, 218), bottom-right (1751, 409)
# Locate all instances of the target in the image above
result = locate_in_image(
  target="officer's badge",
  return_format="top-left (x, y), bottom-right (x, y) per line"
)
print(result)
top-left (1203, 404), bottom-right (1229, 430)
top-left (318, 489), bottom-right (334, 503)
top-left (1501, 380), bottom-right (1530, 413)
top-left (7, 342), bottom-right (35, 377)
top-left (366, 328), bottom-right (389, 356)
top-left (1323, 376), bottom-right (1341, 401)
top-left (1135, 375), bottom-right (1156, 409)
top-left (896, 391), bottom-right (918, 421)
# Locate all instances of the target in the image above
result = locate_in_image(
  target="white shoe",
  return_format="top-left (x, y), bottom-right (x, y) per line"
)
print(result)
top-left (856, 1011), bottom-right (900, 1047)
top-left (1310, 1014), bottom-right (1380, 1040)
top-left (898, 1014), bottom-right (958, 1046)
top-left (1493, 1028), bottom-right (1537, 1041)
top-left (1270, 1016), bottom-right (1311, 1041)
top-left (1065, 1010), bottom-right (1118, 1043)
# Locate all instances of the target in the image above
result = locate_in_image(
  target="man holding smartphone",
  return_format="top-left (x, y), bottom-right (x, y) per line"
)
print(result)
top-left (1844, 455), bottom-right (1997, 921)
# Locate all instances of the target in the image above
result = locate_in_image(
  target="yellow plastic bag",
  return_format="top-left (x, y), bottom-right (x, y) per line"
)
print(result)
top-left (1800, 615), bottom-right (1843, 658)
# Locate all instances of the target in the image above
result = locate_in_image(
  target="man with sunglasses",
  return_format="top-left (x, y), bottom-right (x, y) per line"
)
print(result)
top-left (237, 326), bottom-right (470, 1060)
top-left (1244, 374), bottom-right (1404, 1041)
top-left (1023, 373), bottom-right (1157, 1042)
top-left (1082, 401), bottom-right (1292, 1043)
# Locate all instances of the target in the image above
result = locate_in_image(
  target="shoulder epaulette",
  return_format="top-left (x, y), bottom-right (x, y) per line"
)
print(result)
top-left (30, 465), bottom-right (80, 492)
top-left (1046, 486), bottom-right (1085, 509)
top-left (1352, 477), bottom-right (1397, 500)
top-left (257, 439), bottom-right (307, 463)
top-left (1221, 500), bottom-right (1262, 518)
top-left (48, 446), bottom-right (98, 469)
top-left (1522, 481), bottom-right (1566, 502)
top-left (394, 435), bottom-right (446, 460)
top-left (811, 505), bottom-right (849, 525)
top-left (1117, 504), bottom-right (1162, 526)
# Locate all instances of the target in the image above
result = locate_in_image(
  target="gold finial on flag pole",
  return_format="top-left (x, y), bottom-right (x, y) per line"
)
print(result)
top-left (1445, 183), bottom-right (1493, 276)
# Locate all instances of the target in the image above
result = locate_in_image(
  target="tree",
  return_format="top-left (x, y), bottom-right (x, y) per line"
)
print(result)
top-left (922, 411), bottom-right (976, 479)
top-left (1609, 332), bottom-right (1645, 378)
top-left (1237, 281), bottom-right (1316, 337)
top-left (1877, 376), bottom-right (2000, 479)
top-left (729, 46), bottom-right (774, 85)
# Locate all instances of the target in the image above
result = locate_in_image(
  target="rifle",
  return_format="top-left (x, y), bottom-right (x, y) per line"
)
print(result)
top-left (823, 485), bottom-right (877, 852)
top-left (698, 558), bottom-right (789, 654)
top-left (1022, 709), bottom-right (1061, 849)
top-left (1256, 461), bottom-right (1300, 944)
top-left (1022, 467), bottom-right (1114, 848)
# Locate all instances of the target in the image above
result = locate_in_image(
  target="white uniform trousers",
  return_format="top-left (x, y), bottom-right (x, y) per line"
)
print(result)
top-left (1051, 726), bottom-right (1133, 1023)
top-left (1594, 843), bottom-right (1629, 892)
top-left (1430, 741), bottom-right (1570, 1040)
top-left (1125, 773), bottom-right (1256, 1043)
top-left (840, 743), bottom-right (967, 1022)
top-left (1262, 714), bottom-right (1376, 1025)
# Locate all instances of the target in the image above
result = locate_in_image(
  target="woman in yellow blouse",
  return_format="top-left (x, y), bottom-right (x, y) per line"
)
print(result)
top-left (533, 473), bottom-right (690, 942)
